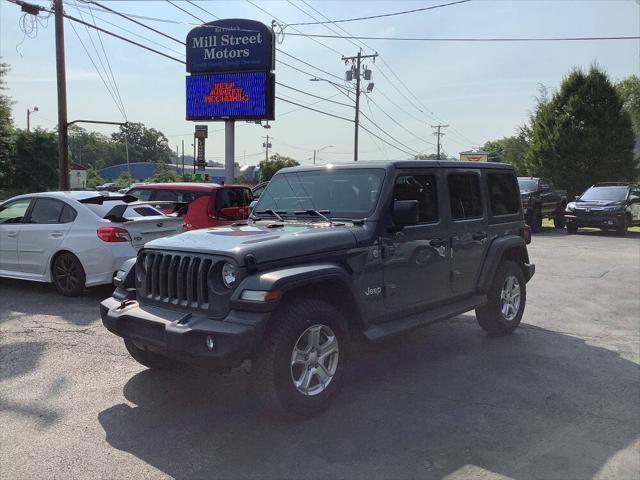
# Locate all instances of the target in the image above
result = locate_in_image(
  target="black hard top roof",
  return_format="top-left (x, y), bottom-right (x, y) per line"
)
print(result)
top-left (279, 160), bottom-right (513, 174)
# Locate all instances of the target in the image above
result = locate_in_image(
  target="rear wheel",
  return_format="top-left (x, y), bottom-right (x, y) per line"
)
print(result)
top-left (476, 260), bottom-right (526, 336)
top-left (52, 252), bottom-right (86, 297)
top-left (253, 298), bottom-right (349, 417)
top-left (124, 339), bottom-right (177, 370)
top-left (566, 224), bottom-right (578, 234)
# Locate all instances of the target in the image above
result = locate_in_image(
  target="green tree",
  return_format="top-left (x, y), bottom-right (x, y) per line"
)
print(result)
top-left (482, 135), bottom-right (530, 174)
top-left (6, 129), bottom-right (58, 194)
top-left (86, 167), bottom-right (104, 189)
top-left (415, 153), bottom-right (444, 160)
top-left (616, 75), bottom-right (640, 134)
top-left (111, 122), bottom-right (174, 164)
top-left (146, 162), bottom-right (180, 183)
top-left (113, 171), bottom-right (136, 188)
top-left (68, 125), bottom-right (115, 170)
top-left (525, 66), bottom-right (636, 197)
top-left (258, 153), bottom-right (299, 181)
top-left (0, 61), bottom-right (15, 196)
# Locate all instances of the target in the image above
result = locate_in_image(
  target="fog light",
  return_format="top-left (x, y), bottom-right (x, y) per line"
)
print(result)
top-left (206, 335), bottom-right (215, 351)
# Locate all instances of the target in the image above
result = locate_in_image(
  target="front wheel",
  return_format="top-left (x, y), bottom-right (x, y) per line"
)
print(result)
top-left (616, 216), bottom-right (629, 236)
top-left (476, 260), bottom-right (526, 336)
top-left (252, 298), bottom-right (349, 417)
top-left (52, 252), bottom-right (86, 296)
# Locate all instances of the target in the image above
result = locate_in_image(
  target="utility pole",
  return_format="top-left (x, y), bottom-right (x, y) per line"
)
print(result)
top-left (262, 135), bottom-right (272, 162)
top-left (342, 49), bottom-right (377, 161)
top-left (54, 0), bottom-right (70, 190)
top-left (431, 124), bottom-right (449, 160)
top-left (181, 140), bottom-right (185, 180)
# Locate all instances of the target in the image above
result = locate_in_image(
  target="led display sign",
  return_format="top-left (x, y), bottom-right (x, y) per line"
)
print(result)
top-left (186, 71), bottom-right (274, 121)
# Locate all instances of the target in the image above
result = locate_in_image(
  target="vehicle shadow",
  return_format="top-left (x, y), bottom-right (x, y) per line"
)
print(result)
top-left (0, 278), bottom-right (113, 326)
top-left (535, 226), bottom-right (640, 239)
top-left (98, 318), bottom-right (639, 480)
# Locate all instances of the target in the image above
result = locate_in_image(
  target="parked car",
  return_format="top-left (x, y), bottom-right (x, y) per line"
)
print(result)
top-left (126, 183), bottom-right (253, 230)
top-left (517, 177), bottom-right (567, 232)
top-left (0, 192), bottom-right (183, 296)
top-left (565, 182), bottom-right (640, 235)
top-left (118, 182), bottom-right (147, 194)
top-left (96, 182), bottom-right (122, 192)
top-left (251, 181), bottom-right (269, 200)
top-left (101, 161), bottom-right (535, 416)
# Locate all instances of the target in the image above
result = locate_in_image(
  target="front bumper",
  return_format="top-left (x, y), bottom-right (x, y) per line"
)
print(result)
top-left (100, 297), bottom-right (270, 367)
top-left (565, 213), bottom-right (623, 228)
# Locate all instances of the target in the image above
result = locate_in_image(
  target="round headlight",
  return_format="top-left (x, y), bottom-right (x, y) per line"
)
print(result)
top-left (565, 202), bottom-right (575, 212)
top-left (221, 262), bottom-right (238, 288)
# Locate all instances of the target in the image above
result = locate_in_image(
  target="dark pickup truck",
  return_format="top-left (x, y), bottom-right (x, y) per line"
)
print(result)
top-left (102, 161), bottom-right (535, 417)
top-left (517, 177), bottom-right (567, 232)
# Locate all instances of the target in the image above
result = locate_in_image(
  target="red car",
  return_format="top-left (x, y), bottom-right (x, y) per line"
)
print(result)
top-left (126, 183), bottom-right (253, 230)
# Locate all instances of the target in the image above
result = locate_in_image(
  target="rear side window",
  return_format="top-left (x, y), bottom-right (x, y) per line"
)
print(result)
top-left (448, 174), bottom-right (482, 220)
top-left (394, 174), bottom-right (439, 223)
top-left (487, 173), bottom-right (520, 216)
top-left (216, 188), bottom-right (252, 210)
top-left (28, 198), bottom-right (65, 224)
top-left (59, 204), bottom-right (78, 223)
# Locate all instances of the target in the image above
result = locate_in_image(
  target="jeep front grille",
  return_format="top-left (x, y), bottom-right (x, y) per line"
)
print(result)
top-left (137, 251), bottom-right (213, 309)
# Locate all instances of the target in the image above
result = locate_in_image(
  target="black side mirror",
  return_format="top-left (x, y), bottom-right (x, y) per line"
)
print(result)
top-left (393, 200), bottom-right (419, 227)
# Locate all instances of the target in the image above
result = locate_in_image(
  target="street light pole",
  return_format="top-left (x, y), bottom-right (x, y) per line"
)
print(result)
top-left (27, 106), bottom-right (39, 132)
top-left (314, 145), bottom-right (334, 165)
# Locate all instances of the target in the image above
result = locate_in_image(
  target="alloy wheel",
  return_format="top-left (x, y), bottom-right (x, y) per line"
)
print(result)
top-left (500, 274), bottom-right (521, 321)
top-left (290, 324), bottom-right (339, 396)
top-left (54, 254), bottom-right (80, 293)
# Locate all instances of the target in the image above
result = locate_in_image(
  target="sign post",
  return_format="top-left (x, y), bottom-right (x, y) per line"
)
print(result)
top-left (185, 19), bottom-right (275, 185)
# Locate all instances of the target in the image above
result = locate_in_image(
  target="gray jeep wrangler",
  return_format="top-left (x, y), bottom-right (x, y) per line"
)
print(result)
top-left (101, 161), bottom-right (535, 416)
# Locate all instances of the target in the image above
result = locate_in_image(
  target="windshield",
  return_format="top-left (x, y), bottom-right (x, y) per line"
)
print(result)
top-left (255, 168), bottom-right (385, 219)
top-left (517, 178), bottom-right (538, 192)
top-left (579, 186), bottom-right (627, 202)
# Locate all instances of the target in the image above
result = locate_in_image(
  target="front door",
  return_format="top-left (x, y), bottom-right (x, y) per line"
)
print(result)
top-left (382, 170), bottom-right (450, 310)
top-left (18, 198), bottom-right (74, 275)
top-left (446, 170), bottom-right (489, 295)
top-left (0, 198), bottom-right (33, 272)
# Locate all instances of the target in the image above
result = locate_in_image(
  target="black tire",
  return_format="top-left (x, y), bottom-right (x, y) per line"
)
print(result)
top-left (52, 252), bottom-right (86, 297)
top-left (252, 297), bottom-right (349, 417)
top-left (566, 223), bottom-right (578, 234)
top-left (530, 208), bottom-right (543, 233)
top-left (553, 209), bottom-right (566, 229)
top-left (124, 339), bottom-right (177, 370)
top-left (616, 216), bottom-right (629, 236)
top-left (476, 260), bottom-right (526, 336)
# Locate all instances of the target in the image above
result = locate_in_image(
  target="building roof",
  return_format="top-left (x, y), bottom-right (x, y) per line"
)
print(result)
top-left (70, 162), bottom-right (87, 171)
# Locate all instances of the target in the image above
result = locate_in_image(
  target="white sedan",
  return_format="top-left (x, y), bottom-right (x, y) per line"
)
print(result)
top-left (0, 191), bottom-right (183, 296)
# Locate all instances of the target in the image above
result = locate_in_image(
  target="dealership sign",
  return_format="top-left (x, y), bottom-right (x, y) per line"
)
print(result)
top-left (186, 19), bottom-right (274, 73)
top-left (186, 19), bottom-right (275, 121)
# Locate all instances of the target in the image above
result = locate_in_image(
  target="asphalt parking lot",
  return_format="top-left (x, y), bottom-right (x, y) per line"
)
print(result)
top-left (1, 228), bottom-right (639, 480)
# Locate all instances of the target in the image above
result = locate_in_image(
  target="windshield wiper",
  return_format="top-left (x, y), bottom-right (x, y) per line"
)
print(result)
top-left (294, 209), bottom-right (333, 224)
top-left (254, 209), bottom-right (286, 222)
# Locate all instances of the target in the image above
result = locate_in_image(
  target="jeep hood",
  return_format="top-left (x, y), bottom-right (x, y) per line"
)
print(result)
top-left (144, 222), bottom-right (358, 265)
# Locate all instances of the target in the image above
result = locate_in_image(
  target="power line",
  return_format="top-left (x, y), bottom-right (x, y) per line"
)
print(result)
top-left (185, 0), bottom-right (219, 20)
top-left (285, 33), bottom-right (640, 42)
top-left (277, 82), bottom-right (354, 108)
top-left (276, 97), bottom-right (354, 123)
top-left (286, 0), bottom-right (471, 26)
top-left (166, 0), bottom-right (205, 23)
top-left (79, 1), bottom-right (185, 45)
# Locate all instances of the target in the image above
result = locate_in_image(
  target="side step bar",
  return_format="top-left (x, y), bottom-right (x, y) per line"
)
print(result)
top-left (363, 294), bottom-right (487, 342)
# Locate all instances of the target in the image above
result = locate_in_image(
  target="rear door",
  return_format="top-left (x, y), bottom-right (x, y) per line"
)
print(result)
top-left (0, 198), bottom-right (33, 272)
top-left (18, 198), bottom-right (75, 275)
top-left (382, 169), bottom-right (450, 310)
top-left (446, 170), bottom-right (489, 295)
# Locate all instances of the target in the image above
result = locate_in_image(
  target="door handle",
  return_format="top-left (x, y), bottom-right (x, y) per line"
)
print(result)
top-left (429, 238), bottom-right (447, 248)
top-left (472, 232), bottom-right (488, 241)
top-left (7, 231), bottom-right (18, 238)
top-left (50, 232), bottom-right (64, 237)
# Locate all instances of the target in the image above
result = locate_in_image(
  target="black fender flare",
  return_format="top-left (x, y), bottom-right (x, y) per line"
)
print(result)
top-left (231, 262), bottom-right (361, 313)
top-left (476, 235), bottom-right (529, 293)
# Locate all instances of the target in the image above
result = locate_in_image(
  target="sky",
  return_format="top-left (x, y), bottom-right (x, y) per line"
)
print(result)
top-left (1, 0), bottom-right (639, 166)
